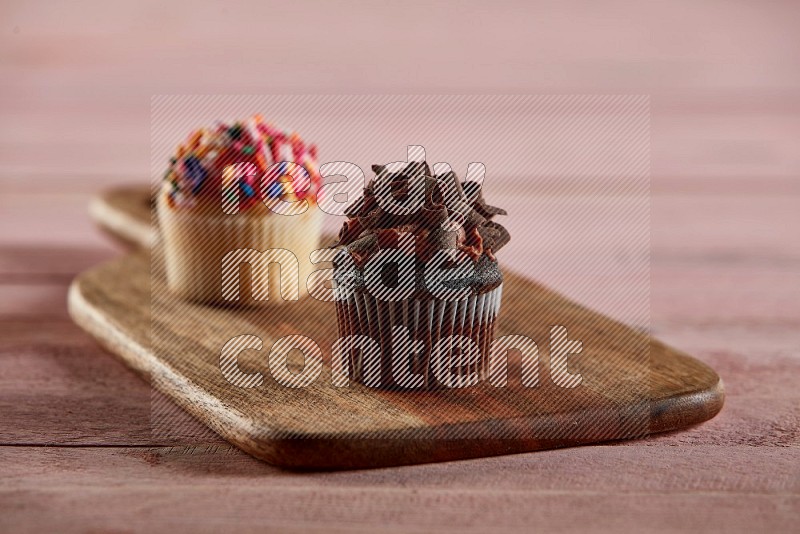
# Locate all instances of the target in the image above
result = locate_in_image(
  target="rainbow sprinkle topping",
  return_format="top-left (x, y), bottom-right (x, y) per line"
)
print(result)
top-left (163, 115), bottom-right (321, 211)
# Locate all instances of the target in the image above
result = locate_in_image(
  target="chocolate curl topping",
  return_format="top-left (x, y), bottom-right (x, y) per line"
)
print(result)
top-left (463, 181), bottom-right (507, 218)
top-left (333, 162), bottom-right (510, 264)
top-left (336, 218), bottom-right (363, 247)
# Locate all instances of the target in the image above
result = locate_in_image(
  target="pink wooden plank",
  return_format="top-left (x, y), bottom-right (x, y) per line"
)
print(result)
top-left (1, 445), bottom-right (796, 495)
top-left (0, 193), bottom-right (115, 249)
top-left (0, 283), bottom-right (71, 319)
top-left (2, 1), bottom-right (798, 94)
top-left (0, 247), bottom-right (116, 282)
top-left (0, 320), bottom-right (219, 445)
top-left (0, 446), bottom-right (797, 533)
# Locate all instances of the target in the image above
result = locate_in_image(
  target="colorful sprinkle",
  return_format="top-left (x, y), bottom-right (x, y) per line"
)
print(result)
top-left (163, 115), bottom-right (320, 211)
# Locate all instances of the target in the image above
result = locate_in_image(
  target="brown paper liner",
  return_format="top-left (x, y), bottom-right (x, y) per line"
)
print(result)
top-left (335, 284), bottom-right (503, 390)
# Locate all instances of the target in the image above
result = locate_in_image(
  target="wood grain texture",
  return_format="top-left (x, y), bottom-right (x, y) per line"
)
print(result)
top-left (68, 237), bottom-right (723, 468)
top-left (3, 266), bottom-right (795, 449)
top-left (2, 445), bottom-right (797, 534)
top-left (3, 1), bottom-right (799, 529)
top-left (89, 185), bottom-right (153, 249)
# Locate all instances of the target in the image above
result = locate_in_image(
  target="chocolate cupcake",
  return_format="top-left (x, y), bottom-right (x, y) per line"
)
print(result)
top-left (332, 161), bottom-right (510, 389)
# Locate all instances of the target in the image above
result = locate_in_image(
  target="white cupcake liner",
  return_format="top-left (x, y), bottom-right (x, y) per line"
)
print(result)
top-left (158, 194), bottom-right (322, 306)
top-left (336, 283), bottom-right (503, 389)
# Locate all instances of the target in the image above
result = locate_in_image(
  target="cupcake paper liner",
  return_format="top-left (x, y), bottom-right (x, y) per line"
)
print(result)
top-left (335, 284), bottom-right (503, 390)
top-left (158, 194), bottom-right (322, 306)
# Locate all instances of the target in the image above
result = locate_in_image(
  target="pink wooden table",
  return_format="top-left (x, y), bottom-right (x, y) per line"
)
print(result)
top-left (1, 1), bottom-right (798, 532)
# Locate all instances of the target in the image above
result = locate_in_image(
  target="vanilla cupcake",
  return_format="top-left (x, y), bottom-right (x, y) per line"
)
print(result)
top-left (158, 116), bottom-right (323, 305)
top-left (332, 161), bottom-right (510, 389)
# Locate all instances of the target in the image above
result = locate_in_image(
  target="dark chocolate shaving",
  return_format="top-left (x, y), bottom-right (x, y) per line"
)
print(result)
top-left (333, 162), bottom-right (510, 267)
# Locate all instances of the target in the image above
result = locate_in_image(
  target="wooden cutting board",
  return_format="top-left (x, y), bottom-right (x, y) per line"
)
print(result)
top-left (69, 186), bottom-right (724, 469)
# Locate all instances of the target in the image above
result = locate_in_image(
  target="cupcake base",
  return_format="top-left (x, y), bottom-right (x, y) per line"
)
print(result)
top-left (158, 194), bottom-right (322, 306)
top-left (335, 284), bottom-right (503, 390)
